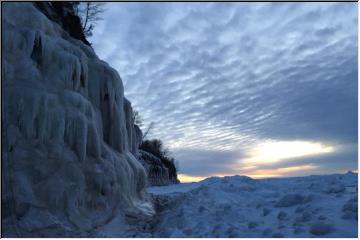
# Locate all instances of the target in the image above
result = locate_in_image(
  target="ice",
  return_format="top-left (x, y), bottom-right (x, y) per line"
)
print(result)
top-left (137, 149), bottom-right (178, 186)
top-left (2, 2), bottom-right (358, 238)
top-left (2, 3), bottom-right (153, 236)
top-left (142, 173), bottom-right (358, 237)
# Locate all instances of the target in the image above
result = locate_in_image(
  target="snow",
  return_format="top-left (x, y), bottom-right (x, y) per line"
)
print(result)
top-left (139, 173), bottom-right (357, 237)
top-left (148, 182), bottom-right (202, 194)
top-left (2, 3), bottom-right (153, 236)
top-left (3, 2), bottom-right (358, 238)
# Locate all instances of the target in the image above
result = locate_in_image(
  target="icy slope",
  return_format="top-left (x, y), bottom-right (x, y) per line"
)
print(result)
top-left (2, 3), bottom-right (153, 237)
top-left (147, 172), bottom-right (357, 237)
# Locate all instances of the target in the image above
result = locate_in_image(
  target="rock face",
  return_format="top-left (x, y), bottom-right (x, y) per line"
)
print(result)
top-left (2, 3), bottom-right (153, 237)
top-left (33, 2), bottom-right (90, 46)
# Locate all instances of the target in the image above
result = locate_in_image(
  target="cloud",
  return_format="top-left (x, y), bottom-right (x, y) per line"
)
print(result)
top-left (250, 143), bottom-right (358, 172)
top-left (174, 149), bottom-right (244, 177)
top-left (90, 3), bottom-right (358, 178)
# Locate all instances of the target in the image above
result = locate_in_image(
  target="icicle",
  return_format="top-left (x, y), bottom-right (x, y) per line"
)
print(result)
top-left (30, 31), bottom-right (42, 66)
top-left (3, 2), bottom-right (154, 235)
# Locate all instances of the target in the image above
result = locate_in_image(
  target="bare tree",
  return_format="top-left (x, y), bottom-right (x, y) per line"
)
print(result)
top-left (142, 122), bottom-right (155, 141)
top-left (77, 2), bottom-right (106, 37)
top-left (133, 110), bottom-right (143, 127)
top-left (131, 110), bottom-right (154, 140)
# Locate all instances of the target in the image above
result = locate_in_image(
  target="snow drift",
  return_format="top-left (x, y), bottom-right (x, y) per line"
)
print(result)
top-left (146, 172), bottom-right (357, 237)
top-left (2, 3), bottom-right (154, 236)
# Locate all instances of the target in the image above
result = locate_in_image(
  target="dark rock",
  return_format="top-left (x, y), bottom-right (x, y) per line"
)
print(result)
top-left (33, 2), bottom-right (90, 46)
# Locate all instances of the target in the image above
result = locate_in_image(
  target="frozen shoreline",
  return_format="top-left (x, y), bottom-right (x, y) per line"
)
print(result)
top-left (106, 172), bottom-right (357, 237)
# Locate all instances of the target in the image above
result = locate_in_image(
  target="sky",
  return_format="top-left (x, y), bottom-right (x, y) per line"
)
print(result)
top-left (90, 2), bottom-right (358, 182)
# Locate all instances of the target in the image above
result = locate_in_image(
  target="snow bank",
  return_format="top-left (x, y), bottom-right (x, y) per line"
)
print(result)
top-left (2, 3), bottom-right (153, 236)
top-left (147, 173), bottom-right (357, 237)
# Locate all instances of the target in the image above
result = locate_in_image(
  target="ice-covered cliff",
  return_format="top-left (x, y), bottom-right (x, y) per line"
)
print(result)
top-left (2, 2), bottom-right (154, 237)
top-left (138, 150), bottom-right (179, 186)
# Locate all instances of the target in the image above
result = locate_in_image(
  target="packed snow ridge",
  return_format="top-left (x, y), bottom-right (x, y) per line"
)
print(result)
top-left (2, 3), bottom-right (153, 236)
top-left (96, 172), bottom-right (357, 237)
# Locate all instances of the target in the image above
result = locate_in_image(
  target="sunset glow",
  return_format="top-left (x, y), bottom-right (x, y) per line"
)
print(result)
top-left (245, 140), bottom-right (335, 164)
top-left (178, 174), bottom-right (207, 183)
top-left (246, 164), bottom-right (319, 179)
top-left (178, 164), bottom-right (319, 182)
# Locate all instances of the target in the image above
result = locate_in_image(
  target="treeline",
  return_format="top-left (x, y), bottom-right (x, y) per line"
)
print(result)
top-left (139, 139), bottom-right (178, 182)
top-left (34, 2), bottom-right (106, 46)
top-left (134, 111), bottom-right (179, 184)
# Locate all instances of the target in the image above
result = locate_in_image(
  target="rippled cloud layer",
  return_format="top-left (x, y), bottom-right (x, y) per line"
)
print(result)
top-left (91, 3), bottom-right (358, 180)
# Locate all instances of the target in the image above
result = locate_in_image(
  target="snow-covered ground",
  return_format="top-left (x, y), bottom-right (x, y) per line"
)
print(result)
top-left (97, 172), bottom-right (357, 237)
top-left (148, 172), bottom-right (358, 237)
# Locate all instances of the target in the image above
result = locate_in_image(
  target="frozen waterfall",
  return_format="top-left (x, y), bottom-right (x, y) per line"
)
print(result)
top-left (2, 2), bottom-right (154, 237)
